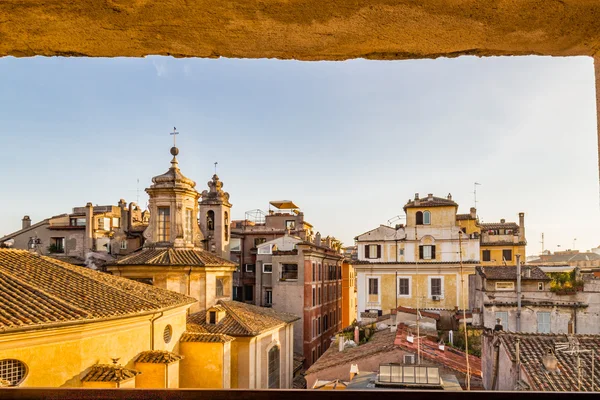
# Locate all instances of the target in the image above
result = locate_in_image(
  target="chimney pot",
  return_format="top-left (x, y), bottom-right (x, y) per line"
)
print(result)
top-left (500, 218), bottom-right (506, 223)
top-left (470, 207), bottom-right (476, 218)
top-left (22, 215), bottom-right (31, 229)
top-left (428, 193), bottom-right (433, 199)
top-left (542, 351), bottom-right (558, 372)
top-left (414, 193), bottom-right (419, 200)
top-left (447, 193), bottom-right (452, 200)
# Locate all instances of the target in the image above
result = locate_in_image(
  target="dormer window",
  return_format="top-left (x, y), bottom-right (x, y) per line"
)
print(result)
top-left (423, 211), bottom-right (431, 225)
top-left (209, 311), bottom-right (216, 324)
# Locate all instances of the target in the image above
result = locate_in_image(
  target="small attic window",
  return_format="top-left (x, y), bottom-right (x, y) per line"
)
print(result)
top-left (209, 311), bottom-right (217, 324)
top-left (163, 325), bottom-right (172, 344)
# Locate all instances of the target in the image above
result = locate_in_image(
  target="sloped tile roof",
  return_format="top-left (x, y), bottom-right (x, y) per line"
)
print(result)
top-left (306, 328), bottom-right (398, 375)
top-left (529, 252), bottom-right (600, 264)
top-left (114, 248), bottom-right (236, 267)
top-left (0, 249), bottom-right (196, 332)
top-left (477, 266), bottom-right (550, 281)
top-left (294, 353), bottom-right (305, 373)
top-left (480, 222), bottom-right (520, 230)
top-left (187, 300), bottom-right (300, 337)
top-left (395, 324), bottom-right (482, 377)
top-left (293, 375), bottom-right (308, 389)
top-left (81, 364), bottom-right (140, 382)
top-left (180, 332), bottom-right (235, 343)
top-left (496, 332), bottom-right (600, 391)
top-left (456, 214), bottom-right (476, 221)
top-left (404, 196), bottom-right (458, 210)
top-left (134, 350), bottom-right (183, 364)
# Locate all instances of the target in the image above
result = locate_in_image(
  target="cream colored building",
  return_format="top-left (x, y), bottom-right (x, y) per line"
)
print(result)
top-left (355, 193), bottom-right (479, 319)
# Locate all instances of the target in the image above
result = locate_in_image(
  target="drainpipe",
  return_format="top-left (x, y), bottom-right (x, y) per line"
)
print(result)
top-left (491, 339), bottom-right (500, 390)
top-left (516, 254), bottom-right (521, 332)
top-left (149, 311), bottom-right (164, 350)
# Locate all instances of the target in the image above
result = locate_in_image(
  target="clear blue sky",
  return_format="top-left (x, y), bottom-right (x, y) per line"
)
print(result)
top-left (0, 55), bottom-right (598, 255)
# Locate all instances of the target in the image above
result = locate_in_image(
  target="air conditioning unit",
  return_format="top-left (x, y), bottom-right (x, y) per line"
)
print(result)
top-left (432, 295), bottom-right (442, 301)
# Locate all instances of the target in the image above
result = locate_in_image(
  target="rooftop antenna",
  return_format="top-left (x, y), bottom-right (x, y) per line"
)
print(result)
top-left (214, 161), bottom-right (218, 175)
top-left (540, 233), bottom-right (545, 254)
top-left (474, 182), bottom-right (482, 210)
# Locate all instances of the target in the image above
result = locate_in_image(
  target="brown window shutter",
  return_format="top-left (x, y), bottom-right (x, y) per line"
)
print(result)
top-left (365, 245), bottom-right (370, 259)
top-left (432, 245), bottom-right (436, 259)
top-left (377, 245), bottom-right (382, 259)
top-left (419, 245), bottom-right (424, 259)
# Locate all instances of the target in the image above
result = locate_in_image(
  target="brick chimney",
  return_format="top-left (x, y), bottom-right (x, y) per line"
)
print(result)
top-left (315, 232), bottom-right (321, 246)
top-left (22, 215), bottom-right (31, 229)
top-left (519, 212), bottom-right (525, 242)
top-left (84, 202), bottom-right (94, 252)
top-left (470, 207), bottom-right (476, 219)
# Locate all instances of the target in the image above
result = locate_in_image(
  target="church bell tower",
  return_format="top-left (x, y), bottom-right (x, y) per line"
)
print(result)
top-left (199, 174), bottom-right (232, 259)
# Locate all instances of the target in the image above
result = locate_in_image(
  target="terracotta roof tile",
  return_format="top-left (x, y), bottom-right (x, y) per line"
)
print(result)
top-left (187, 300), bottom-right (300, 337)
top-left (480, 222), bottom-right (519, 230)
top-left (495, 331), bottom-right (600, 391)
top-left (134, 350), bottom-right (183, 364)
top-left (477, 266), bottom-right (550, 281)
top-left (115, 248), bottom-right (236, 267)
top-left (456, 214), bottom-right (476, 221)
top-left (179, 332), bottom-right (235, 343)
top-left (81, 364), bottom-right (140, 382)
top-left (306, 328), bottom-right (397, 375)
top-left (404, 196), bottom-right (458, 210)
top-left (0, 249), bottom-right (195, 332)
top-left (394, 324), bottom-right (482, 377)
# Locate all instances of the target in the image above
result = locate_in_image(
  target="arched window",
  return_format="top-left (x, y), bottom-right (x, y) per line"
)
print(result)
top-left (207, 210), bottom-right (215, 231)
top-left (423, 211), bottom-right (431, 225)
top-left (268, 346), bottom-right (280, 388)
top-left (416, 211), bottom-right (424, 225)
top-left (224, 212), bottom-right (229, 241)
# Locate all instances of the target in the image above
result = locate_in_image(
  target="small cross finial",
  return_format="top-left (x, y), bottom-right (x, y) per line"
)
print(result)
top-left (214, 161), bottom-right (218, 174)
top-left (170, 127), bottom-right (179, 147)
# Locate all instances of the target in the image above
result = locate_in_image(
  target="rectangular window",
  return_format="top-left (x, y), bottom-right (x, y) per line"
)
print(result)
top-left (281, 263), bottom-right (298, 280)
top-left (233, 286), bottom-right (243, 301)
top-left (254, 237), bottom-right (267, 247)
top-left (230, 238), bottom-right (241, 252)
top-left (184, 209), bottom-right (193, 242)
top-left (538, 312), bottom-right (551, 333)
top-left (312, 349), bottom-right (316, 364)
top-left (265, 289), bottom-right (273, 305)
top-left (368, 278), bottom-right (379, 295)
top-left (430, 278), bottom-right (442, 297)
top-left (70, 217), bottom-right (86, 226)
top-left (482, 250), bottom-right (491, 262)
top-left (365, 244), bottom-right (382, 259)
top-left (285, 220), bottom-right (296, 230)
top-left (318, 263), bottom-right (322, 280)
top-left (495, 282), bottom-right (515, 291)
top-left (244, 285), bottom-right (254, 302)
top-left (120, 240), bottom-right (127, 250)
top-left (245, 264), bottom-right (256, 273)
top-left (112, 217), bottom-right (120, 228)
top-left (399, 248), bottom-right (404, 256)
top-left (538, 282), bottom-right (545, 291)
top-left (312, 263), bottom-right (316, 281)
top-left (263, 263), bottom-right (273, 273)
top-left (258, 244), bottom-right (273, 254)
top-left (318, 287), bottom-right (321, 304)
top-left (216, 278), bottom-right (224, 297)
top-left (209, 311), bottom-right (216, 324)
top-left (398, 278), bottom-right (410, 296)
top-left (157, 207), bottom-right (170, 241)
top-left (420, 245), bottom-right (435, 260)
top-left (318, 317), bottom-right (321, 335)
top-left (495, 311), bottom-right (508, 331)
top-left (503, 249), bottom-right (513, 263)
top-left (324, 285), bottom-right (327, 302)
top-left (404, 354), bottom-right (416, 365)
top-left (312, 287), bottom-right (316, 306)
top-left (50, 237), bottom-right (65, 253)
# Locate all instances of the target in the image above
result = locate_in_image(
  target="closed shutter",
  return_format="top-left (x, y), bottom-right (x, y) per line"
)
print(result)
top-left (431, 245), bottom-right (436, 259)
top-left (365, 245), bottom-right (370, 259)
top-left (419, 245), bottom-right (424, 260)
top-left (377, 245), bottom-right (382, 258)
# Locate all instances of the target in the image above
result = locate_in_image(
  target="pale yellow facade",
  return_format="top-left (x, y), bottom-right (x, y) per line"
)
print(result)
top-left (0, 307), bottom-right (187, 387)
